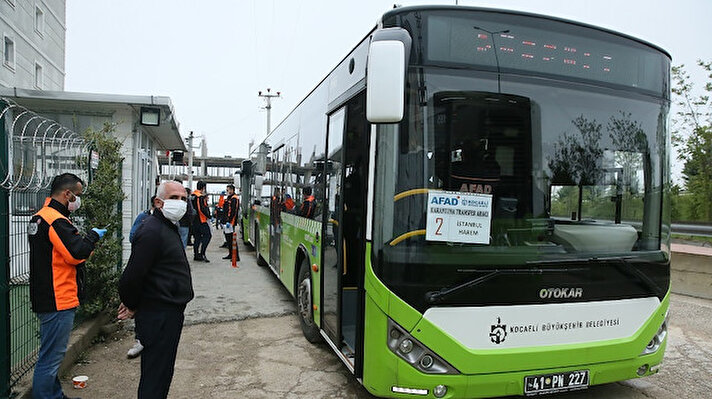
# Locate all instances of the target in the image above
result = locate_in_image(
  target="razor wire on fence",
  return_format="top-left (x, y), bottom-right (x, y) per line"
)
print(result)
top-left (0, 98), bottom-right (90, 394)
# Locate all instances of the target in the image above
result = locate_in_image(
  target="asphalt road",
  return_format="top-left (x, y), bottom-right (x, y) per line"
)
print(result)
top-left (60, 228), bottom-right (712, 398)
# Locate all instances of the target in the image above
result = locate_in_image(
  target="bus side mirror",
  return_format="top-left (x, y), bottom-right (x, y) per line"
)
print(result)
top-left (366, 40), bottom-right (406, 123)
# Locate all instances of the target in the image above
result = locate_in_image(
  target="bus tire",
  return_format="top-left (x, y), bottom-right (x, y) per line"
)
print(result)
top-left (297, 259), bottom-right (321, 343)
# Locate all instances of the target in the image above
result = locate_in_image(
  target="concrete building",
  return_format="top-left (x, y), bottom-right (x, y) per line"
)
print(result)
top-left (0, 0), bottom-right (66, 90)
top-left (0, 87), bottom-right (186, 262)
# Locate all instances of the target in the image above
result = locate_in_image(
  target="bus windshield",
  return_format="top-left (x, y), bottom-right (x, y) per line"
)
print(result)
top-left (372, 64), bottom-right (669, 310)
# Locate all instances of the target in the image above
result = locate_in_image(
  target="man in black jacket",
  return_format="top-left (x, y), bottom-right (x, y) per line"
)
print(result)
top-left (222, 184), bottom-right (240, 261)
top-left (190, 180), bottom-right (212, 262)
top-left (118, 181), bottom-right (194, 399)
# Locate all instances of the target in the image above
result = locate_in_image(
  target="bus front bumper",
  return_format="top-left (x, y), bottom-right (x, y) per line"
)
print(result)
top-left (374, 348), bottom-right (665, 398)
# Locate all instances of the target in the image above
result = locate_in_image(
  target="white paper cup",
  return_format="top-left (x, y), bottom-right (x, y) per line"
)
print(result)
top-left (72, 375), bottom-right (88, 389)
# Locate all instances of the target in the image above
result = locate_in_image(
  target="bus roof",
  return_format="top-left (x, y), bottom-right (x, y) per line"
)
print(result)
top-left (382, 5), bottom-right (671, 60)
top-left (255, 5), bottom-right (670, 152)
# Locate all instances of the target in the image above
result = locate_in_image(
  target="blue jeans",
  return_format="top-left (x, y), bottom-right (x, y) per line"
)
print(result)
top-left (33, 308), bottom-right (76, 399)
top-left (193, 222), bottom-right (212, 257)
top-left (178, 226), bottom-right (189, 249)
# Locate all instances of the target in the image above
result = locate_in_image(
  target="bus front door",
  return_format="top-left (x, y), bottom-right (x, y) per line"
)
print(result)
top-left (322, 107), bottom-right (345, 346)
top-left (322, 92), bottom-right (369, 373)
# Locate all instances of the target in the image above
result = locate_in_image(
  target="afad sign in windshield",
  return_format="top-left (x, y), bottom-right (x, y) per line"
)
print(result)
top-left (425, 190), bottom-right (493, 245)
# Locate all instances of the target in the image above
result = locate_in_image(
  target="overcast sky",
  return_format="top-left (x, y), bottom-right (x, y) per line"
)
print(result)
top-left (65, 0), bottom-right (712, 163)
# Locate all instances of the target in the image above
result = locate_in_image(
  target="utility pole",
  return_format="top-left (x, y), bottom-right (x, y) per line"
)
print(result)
top-left (187, 131), bottom-right (195, 188)
top-left (258, 88), bottom-right (281, 137)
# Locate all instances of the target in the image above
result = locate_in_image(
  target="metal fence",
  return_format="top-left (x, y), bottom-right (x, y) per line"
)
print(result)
top-left (0, 98), bottom-right (89, 397)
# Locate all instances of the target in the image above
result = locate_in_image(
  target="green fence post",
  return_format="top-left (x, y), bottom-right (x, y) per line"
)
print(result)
top-left (0, 100), bottom-right (11, 399)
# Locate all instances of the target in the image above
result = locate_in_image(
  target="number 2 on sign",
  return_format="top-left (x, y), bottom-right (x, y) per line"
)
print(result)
top-left (434, 217), bottom-right (444, 235)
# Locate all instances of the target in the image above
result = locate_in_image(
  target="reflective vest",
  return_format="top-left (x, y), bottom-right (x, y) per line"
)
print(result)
top-left (28, 200), bottom-right (98, 312)
top-left (192, 190), bottom-right (209, 224)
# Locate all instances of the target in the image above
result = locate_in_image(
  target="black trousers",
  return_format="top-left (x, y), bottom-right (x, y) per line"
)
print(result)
top-left (224, 232), bottom-right (240, 260)
top-left (193, 222), bottom-right (212, 256)
top-left (135, 307), bottom-right (185, 399)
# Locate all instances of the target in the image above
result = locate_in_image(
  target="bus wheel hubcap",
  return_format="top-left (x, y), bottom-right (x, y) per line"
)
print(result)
top-left (299, 277), bottom-right (313, 325)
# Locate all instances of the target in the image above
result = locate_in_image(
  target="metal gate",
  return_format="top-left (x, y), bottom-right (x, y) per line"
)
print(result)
top-left (0, 98), bottom-right (89, 397)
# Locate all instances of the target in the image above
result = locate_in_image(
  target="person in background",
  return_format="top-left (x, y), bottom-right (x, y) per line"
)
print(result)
top-left (129, 196), bottom-right (156, 244)
top-left (185, 187), bottom-right (195, 247)
top-left (217, 191), bottom-right (228, 247)
top-left (190, 181), bottom-right (212, 262)
top-left (118, 180), bottom-right (194, 399)
top-left (125, 194), bottom-right (157, 360)
top-left (29, 173), bottom-right (106, 399)
top-left (178, 186), bottom-right (194, 249)
top-left (299, 186), bottom-right (317, 219)
top-left (283, 193), bottom-right (295, 212)
top-left (223, 184), bottom-right (240, 261)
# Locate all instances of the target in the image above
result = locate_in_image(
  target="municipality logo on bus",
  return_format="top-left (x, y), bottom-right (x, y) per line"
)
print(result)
top-left (489, 317), bottom-right (507, 344)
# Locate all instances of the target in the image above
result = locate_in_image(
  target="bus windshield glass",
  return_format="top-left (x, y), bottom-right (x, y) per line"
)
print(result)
top-left (374, 67), bottom-right (668, 258)
top-left (373, 65), bottom-right (669, 309)
top-left (421, 11), bottom-right (667, 96)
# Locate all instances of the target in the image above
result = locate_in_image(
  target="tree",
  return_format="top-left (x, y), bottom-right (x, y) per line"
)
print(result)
top-left (672, 61), bottom-right (712, 221)
top-left (76, 123), bottom-right (125, 317)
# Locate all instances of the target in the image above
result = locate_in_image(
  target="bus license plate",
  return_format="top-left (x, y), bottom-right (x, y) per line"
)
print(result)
top-left (524, 370), bottom-right (589, 396)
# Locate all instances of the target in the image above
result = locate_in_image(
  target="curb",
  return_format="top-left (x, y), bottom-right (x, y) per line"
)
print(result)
top-left (14, 312), bottom-right (112, 399)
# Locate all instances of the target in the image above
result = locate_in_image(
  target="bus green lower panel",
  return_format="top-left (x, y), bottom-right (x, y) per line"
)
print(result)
top-left (362, 291), bottom-right (666, 399)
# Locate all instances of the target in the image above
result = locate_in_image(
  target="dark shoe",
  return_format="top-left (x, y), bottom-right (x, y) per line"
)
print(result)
top-left (193, 254), bottom-right (203, 261)
top-left (219, 243), bottom-right (228, 248)
top-left (186, 241), bottom-right (193, 246)
top-left (202, 256), bottom-right (210, 263)
top-left (223, 255), bottom-right (232, 260)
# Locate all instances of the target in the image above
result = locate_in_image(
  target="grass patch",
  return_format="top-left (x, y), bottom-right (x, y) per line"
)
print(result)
top-left (671, 234), bottom-right (712, 246)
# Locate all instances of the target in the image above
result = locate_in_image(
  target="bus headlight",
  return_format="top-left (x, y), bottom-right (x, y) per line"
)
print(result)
top-left (399, 339), bottom-right (414, 354)
top-left (387, 318), bottom-right (459, 374)
top-left (433, 384), bottom-right (448, 398)
top-left (641, 318), bottom-right (667, 355)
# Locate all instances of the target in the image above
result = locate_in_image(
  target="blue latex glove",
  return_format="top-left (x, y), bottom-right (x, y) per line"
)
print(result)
top-left (225, 222), bottom-right (232, 229)
top-left (91, 228), bottom-right (107, 238)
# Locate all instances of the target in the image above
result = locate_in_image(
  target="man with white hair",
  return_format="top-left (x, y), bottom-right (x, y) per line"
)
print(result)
top-left (117, 180), bottom-right (194, 399)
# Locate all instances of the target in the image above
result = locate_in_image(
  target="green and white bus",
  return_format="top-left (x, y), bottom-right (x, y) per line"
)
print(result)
top-left (240, 5), bottom-right (671, 398)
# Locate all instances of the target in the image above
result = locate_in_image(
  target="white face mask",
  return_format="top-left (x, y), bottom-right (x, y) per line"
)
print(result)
top-left (68, 195), bottom-right (81, 212)
top-left (161, 199), bottom-right (187, 222)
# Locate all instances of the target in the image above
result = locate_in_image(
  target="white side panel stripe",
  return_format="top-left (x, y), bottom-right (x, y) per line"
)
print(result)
top-left (423, 297), bottom-right (661, 350)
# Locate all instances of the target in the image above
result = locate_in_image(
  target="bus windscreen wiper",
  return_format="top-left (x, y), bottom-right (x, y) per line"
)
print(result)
top-left (595, 256), bottom-right (663, 294)
top-left (425, 267), bottom-right (584, 304)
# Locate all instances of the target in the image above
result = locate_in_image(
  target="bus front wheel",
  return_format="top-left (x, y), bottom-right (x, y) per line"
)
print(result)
top-left (297, 259), bottom-right (321, 343)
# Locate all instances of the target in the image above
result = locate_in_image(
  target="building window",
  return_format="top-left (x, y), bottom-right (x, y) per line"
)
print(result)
top-left (34, 62), bottom-right (43, 89)
top-left (35, 5), bottom-right (45, 36)
top-left (3, 35), bottom-right (14, 70)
